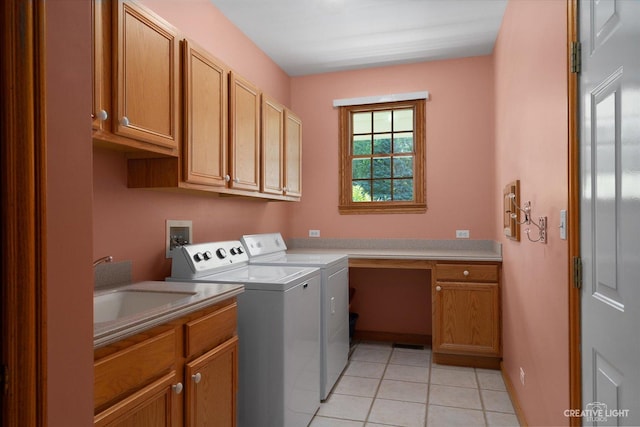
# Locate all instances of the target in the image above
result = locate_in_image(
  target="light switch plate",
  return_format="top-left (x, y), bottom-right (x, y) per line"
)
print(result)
top-left (309, 229), bottom-right (320, 238)
top-left (560, 209), bottom-right (567, 240)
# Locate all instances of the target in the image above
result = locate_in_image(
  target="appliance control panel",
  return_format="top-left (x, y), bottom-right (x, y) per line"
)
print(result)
top-left (170, 240), bottom-right (248, 279)
top-left (241, 233), bottom-right (287, 257)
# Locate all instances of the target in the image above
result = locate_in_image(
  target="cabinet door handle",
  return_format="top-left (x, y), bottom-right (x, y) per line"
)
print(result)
top-left (463, 270), bottom-right (470, 277)
top-left (172, 382), bottom-right (183, 394)
top-left (233, 177), bottom-right (240, 183)
top-left (93, 109), bottom-right (108, 121)
top-left (120, 116), bottom-right (130, 127)
top-left (224, 175), bottom-right (231, 182)
top-left (436, 286), bottom-right (442, 292)
top-left (192, 372), bottom-right (202, 384)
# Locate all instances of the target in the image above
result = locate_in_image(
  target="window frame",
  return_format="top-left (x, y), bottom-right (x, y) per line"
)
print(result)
top-left (338, 99), bottom-right (426, 214)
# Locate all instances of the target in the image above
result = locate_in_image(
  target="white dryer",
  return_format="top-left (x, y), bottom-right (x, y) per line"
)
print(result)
top-left (241, 233), bottom-right (349, 400)
top-left (168, 240), bottom-right (321, 427)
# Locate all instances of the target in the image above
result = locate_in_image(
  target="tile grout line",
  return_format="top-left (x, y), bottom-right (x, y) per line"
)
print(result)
top-left (361, 344), bottom-right (392, 425)
top-left (424, 352), bottom-right (433, 427)
top-left (475, 368), bottom-right (490, 427)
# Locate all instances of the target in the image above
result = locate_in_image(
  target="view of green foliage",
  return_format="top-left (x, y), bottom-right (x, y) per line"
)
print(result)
top-left (351, 135), bottom-right (415, 202)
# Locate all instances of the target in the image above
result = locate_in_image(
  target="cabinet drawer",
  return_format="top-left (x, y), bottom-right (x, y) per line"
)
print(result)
top-left (185, 302), bottom-right (237, 358)
top-left (94, 329), bottom-right (176, 410)
top-left (435, 264), bottom-right (499, 282)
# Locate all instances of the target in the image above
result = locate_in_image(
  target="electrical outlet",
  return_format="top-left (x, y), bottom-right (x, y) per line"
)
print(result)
top-left (309, 229), bottom-right (320, 238)
top-left (520, 367), bottom-right (525, 385)
top-left (166, 220), bottom-right (193, 258)
top-left (456, 229), bottom-right (470, 239)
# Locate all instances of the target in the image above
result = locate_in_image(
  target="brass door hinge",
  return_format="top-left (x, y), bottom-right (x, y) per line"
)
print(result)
top-left (573, 256), bottom-right (582, 289)
top-left (570, 41), bottom-right (582, 74)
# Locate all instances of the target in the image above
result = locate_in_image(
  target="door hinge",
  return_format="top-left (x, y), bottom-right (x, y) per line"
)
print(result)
top-left (570, 41), bottom-right (582, 74)
top-left (573, 256), bottom-right (582, 289)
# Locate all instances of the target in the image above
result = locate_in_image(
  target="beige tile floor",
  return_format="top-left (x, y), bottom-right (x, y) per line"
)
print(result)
top-left (310, 341), bottom-right (520, 427)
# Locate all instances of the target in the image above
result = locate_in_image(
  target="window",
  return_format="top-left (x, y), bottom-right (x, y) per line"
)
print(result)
top-left (338, 99), bottom-right (426, 214)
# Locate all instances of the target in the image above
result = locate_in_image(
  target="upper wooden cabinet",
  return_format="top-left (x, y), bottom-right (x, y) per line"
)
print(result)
top-left (284, 110), bottom-right (303, 199)
top-left (108, 1), bottom-right (303, 200)
top-left (113, 1), bottom-right (180, 150)
top-left (92, 0), bottom-right (180, 156)
top-left (260, 98), bottom-right (303, 200)
top-left (261, 96), bottom-right (285, 196)
top-left (182, 39), bottom-right (228, 188)
top-left (229, 72), bottom-right (261, 192)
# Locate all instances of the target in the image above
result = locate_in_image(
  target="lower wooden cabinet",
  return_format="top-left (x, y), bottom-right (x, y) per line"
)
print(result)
top-left (185, 337), bottom-right (238, 427)
top-left (94, 299), bottom-right (238, 426)
top-left (433, 263), bottom-right (501, 368)
top-left (94, 371), bottom-right (180, 427)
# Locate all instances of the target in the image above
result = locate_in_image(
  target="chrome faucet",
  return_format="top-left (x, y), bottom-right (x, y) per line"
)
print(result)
top-left (93, 255), bottom-right (113, 267)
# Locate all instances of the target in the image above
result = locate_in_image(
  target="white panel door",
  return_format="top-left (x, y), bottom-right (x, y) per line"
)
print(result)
top-left (580, 0), bottom-right (640, 425)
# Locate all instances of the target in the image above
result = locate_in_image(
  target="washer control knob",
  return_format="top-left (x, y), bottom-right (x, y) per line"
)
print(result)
top-left (216, 248), bottom-right (227, 259)
top-left (230, 247), bottom-right (237, 255)
top-left (193, 252), bottom-right (204, 262)
top-left (237, 246), bottom-right (244, 254)
top-left (203, 251), bottom-right (213, 260)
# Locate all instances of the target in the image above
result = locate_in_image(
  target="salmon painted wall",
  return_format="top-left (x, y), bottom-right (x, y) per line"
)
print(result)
top-left (289, 56), bottom-right (496, 239)
top-left (93, 0), bottom-right (293, 281)
top-left (138, 0), bottom-right (291, 106)
top-left (46, 1), bottom-right (94, 425)
top-left (494, 1), bottom-right (569, 425)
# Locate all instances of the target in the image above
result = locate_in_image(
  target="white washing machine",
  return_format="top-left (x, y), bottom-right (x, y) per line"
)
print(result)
top-left (241, 233), bottom-right (349, 400)
top-left (168, 240), bottom-right (321, 427)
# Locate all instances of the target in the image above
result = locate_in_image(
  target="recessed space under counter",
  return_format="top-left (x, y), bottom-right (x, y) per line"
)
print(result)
top-left (94, 280), bottom-right (244, 348)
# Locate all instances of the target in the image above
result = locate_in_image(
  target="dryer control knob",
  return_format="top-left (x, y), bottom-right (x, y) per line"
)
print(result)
top-left (230, 247), bottom-right (237, 255)
top-left (237, 247), bottom-right (244, 254)
top-left (193, 252), bottom-right (204, 262)
top-left (203, 251), bottom-right (213, 260)
top-left (216, 248), bottom-right (227, 259)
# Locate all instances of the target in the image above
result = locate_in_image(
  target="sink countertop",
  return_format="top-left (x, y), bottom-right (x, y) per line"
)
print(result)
top-left (287, 238), bottom-right (502, 262)
top-left (94, 281), bottom-right (244, 348)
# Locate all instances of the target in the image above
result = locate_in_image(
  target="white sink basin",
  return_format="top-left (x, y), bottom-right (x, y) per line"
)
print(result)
top-left (94, 289), bottom-right (197, 324)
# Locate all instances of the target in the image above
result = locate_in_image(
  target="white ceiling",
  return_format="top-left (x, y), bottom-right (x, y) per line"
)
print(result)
top-left (209, 0), bottom-right (508, 76)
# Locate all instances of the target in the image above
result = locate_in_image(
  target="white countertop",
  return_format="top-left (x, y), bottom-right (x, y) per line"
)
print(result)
top-left (94, 281), bottom-right (244, 348)
top-left (287, 238), bottom-right (502, 262)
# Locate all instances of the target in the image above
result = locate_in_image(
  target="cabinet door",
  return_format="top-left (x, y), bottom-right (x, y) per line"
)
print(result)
top-left (185, 336), bottom-right (238, 427)
top-left (113, 0), bottom-right (179, 150)
top-left (433, 282), bottom-right (500, 356)
top-left (94, 371), bottom-right (181, 427)
top-left (92, 0), bottom-right (110, 132)
top-left (229, 72), bottom-right (260, 192)
top-left (261, 96), bottom-right (284, 195)
top-left (182, 39), bottom-right (228, 187)
top-left (284, 110), bottom-right (302, 198)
